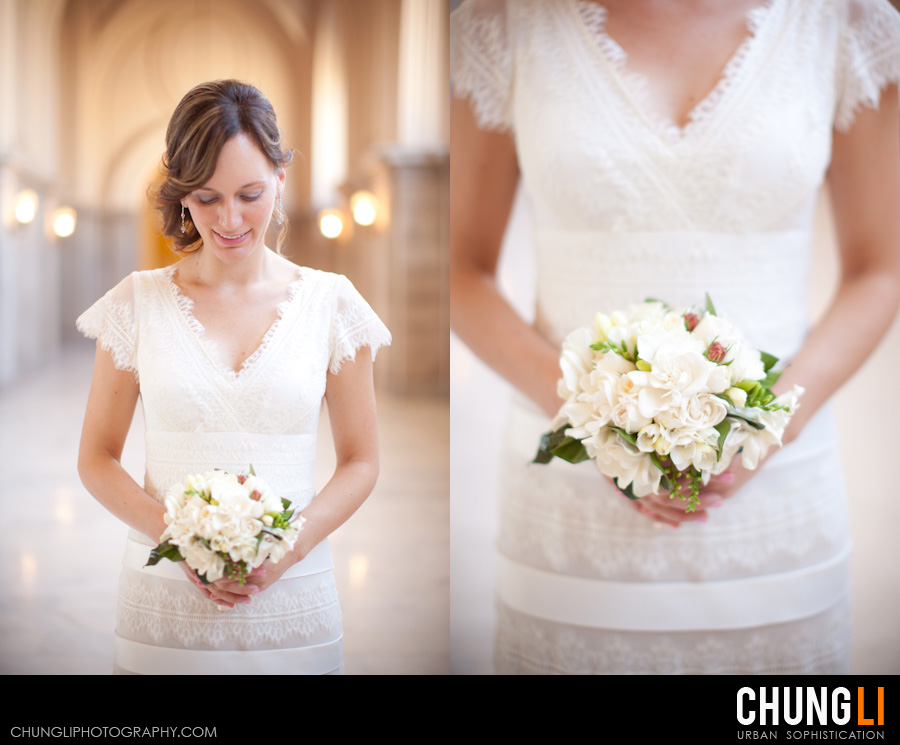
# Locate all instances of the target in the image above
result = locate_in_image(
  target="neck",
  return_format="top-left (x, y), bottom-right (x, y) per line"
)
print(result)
top-left (189, 244), bottom-right (273, 290)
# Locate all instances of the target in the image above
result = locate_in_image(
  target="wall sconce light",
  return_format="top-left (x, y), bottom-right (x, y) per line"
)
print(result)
top-left (15, 189), bottom-right (38, 225)
top-left (350, 190), bottom-right (379, 227)
top-left (52, 206), bottom-right (77, 238)
top-left (318, 209), bottom-right (345, 240)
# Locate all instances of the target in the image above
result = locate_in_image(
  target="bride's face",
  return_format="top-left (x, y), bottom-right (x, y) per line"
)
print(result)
top-left (184, 132), bottom-right (285, 263)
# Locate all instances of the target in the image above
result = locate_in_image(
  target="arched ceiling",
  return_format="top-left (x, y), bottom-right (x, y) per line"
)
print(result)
top-left (60, 0), bottom-right (314, 212)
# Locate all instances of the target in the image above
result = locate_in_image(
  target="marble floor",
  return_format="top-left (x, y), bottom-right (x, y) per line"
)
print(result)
top-left (0, 342), bottom-right (449, 675)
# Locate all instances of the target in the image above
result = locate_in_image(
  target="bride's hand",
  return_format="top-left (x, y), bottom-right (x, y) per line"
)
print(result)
top-left (624, 458), bottom-right (762, 527)
top-left (612, 471), bottom-right (737, 528)
top-left (178, 561), bottom-right (263, 609)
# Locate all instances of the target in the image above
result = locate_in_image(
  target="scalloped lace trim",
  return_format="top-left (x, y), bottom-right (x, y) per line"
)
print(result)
top-left (835, 0), bottom-right (900, 131)
top-left (574, 0), bottom-right (779, 141)
top-left (117, 570), bottom-right (342, 650)
top-left (494, 599), bottom-right (850, 674)
top-left (329, 305), bottom-right (393, 375)
top-left (164, 264), bottom-right (304, 382)
top-left (75, 298), bottom-right (139, 383)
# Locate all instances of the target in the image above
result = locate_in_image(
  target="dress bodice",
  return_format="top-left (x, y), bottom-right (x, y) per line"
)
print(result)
top-left (452, 0), bottom-right (900, 351)
top-left (77, 264), bottom-right (391, 513)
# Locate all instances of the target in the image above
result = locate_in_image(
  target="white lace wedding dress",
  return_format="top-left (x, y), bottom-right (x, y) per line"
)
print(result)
top-left (452, 0), bottom-right (900, 673)
top-left (77, 263), bottom-right (390, 675)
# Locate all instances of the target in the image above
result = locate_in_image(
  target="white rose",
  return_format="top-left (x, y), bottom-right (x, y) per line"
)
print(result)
top-left (609, 371), bottom-right (653, 432)
top-left (590, 427), bottom-right (663, 496)
top-left (668, 427), bottom-right (720, 473)
top-left (631, 348), bottom-right (727, 420)
top-left (183, 539), bottom-right (226, 582)
top-left (557, 326), bottom-right (596, 400)
top-left (656, 393), bottom-right (728, 435)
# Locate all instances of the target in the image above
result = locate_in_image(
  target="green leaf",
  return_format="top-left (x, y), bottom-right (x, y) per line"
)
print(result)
top-left (532, 431), bottom-right (558, 464)
top-left (759, 351), bottom-right (778, 372)
top-left (550, 437), bottom-right (591, 464)
top-left (760, 368), bottom-right (782, 390)
top-left (249, 463), bottom-right (257, 476)
top-left (714, 420), bottom-right (732, 461)
top-left (726, 411), bottom-right (766, 430)
top-left (614, 478), bottom-right (639, 501)
top-left (533, 426), bottom-right (590, 465)
top-left (705, 293), bottom-right (717, 316)
top-left (145, 540), bottom-right (184, 568)
top-left (607, 425), bottom-right (637, 447)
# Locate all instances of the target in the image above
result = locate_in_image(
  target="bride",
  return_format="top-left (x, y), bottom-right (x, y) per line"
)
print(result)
top-left (77, 80), bottom-right (391, 675)
top-left (451, 0), bottom-right (900, 673)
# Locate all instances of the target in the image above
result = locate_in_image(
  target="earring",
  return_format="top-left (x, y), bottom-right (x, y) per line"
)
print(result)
top-left (275, 193), bottom-right (285, 225)
top-left (180, 202), bottom-right (186, 234)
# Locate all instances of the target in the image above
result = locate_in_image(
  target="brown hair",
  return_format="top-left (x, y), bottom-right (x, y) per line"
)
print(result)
top-left (154, 80), bottom-right (294, 254)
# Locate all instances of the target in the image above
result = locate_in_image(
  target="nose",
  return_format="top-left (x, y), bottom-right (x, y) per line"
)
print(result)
top-left (217, 200), bottom-right (243, 232)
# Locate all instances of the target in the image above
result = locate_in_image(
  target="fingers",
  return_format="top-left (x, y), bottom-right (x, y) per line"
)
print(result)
top-left (178, 562), bottom-right (266, 608)
top-left (630, 489), bottom-right (726, 527)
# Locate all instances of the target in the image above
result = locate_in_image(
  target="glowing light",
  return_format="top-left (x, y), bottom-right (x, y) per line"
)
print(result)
top-left (319, 211), bottom-right (344, 239)
top-left (52, 207), bottom-right (77, 238)
top-left (20, 553), bottom-right (37, 587)
top-left (15, 189), bottom-right (38, 224)
top-left (348, 554), bottom-right (369, 589)
top-left (350, 191), bottom-right (378, 226)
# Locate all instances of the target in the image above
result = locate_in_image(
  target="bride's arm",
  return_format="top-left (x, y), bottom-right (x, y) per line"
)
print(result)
top-left (450, 95), bottom-right (561, 418)
top-left (452, 94), bottom-right (719, 526)
top-left (288, 347), bottom-right (380, 562)
top-left (776, 84), bottom-right (900, 441)
top-left (77, 345), bottom-right (167, 544)
top-left (213, 348), bottom-right (381, 601)
top-left (708, 85), bottom-right (900, 500)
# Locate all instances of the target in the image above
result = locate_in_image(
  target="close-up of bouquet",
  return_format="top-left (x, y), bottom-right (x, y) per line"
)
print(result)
top-left (534, 296), bottom-right (803, 511)
top-left (146, 466), bottom-right (303, 584)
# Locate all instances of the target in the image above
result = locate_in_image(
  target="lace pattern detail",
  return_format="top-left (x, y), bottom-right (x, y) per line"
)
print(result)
top-left (163, 264), bottom-right (305, 382)
top-left (497, 397), bottom-right (850, 582)
top-left (572, 0), bottom-right (779, 141)
top-left (329, 276), bottom-right (392, 375)
top-left (494, 599), bottom-right (851, 674)
top-left (450, 0), bottom-right (515, 131)
top-left (835, 0), bottom-right (900, 131)
top-left (75, 275), bottom-right (139, 383)
top-left (117, 569), bottom-right (342, 650)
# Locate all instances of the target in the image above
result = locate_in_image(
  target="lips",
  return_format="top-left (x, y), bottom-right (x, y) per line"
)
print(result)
top-left (213, 230), bottom-right (250, 245)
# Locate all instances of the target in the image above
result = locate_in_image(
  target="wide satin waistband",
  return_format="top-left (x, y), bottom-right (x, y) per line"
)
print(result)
top-left (532, 229), bottom-right (812, 361)
top-left (114, 635), bottom-right (343, 675)
top-left (144, 430), bottom-right (317, 464)
top-left (497, 545), bottom-right (851, 632)
top-left (122, 534), bottom-right (334, 582)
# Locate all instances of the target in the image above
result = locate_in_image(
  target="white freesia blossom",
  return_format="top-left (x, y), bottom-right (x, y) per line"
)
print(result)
top-left (543, 299), bottom-right (803, 507)
top-left (152, 468), bottom-right (303, 585)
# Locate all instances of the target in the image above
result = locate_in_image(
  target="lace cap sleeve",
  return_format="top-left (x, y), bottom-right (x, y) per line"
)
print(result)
top-left (451, 0), bottom-right (515, 132)
top-left (75, 272), bottom-right (139, 381)
top-left (329, 275), bottom-right (391, 375)
top-left (835, 0), bottom-right (900, 131)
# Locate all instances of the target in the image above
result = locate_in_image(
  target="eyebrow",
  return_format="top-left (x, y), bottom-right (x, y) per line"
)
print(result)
top-left (196, 181), bottom-right (266, 193)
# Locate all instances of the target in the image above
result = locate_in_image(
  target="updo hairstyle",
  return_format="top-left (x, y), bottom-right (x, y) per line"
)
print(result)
top-left (154, 80), bottom-right (294, 254)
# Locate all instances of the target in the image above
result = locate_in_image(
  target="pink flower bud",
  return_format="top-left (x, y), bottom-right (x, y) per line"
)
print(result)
top-left (707, 341), bottom-right (727, 363)
top-left (238, 474), bottom-right (247, 485)
top-left (684, 313), bottom-right (700, 331)
top-left (250, 489), bottom-right (262, 501)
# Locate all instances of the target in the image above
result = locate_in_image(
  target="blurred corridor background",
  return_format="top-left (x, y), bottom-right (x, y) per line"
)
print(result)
top-left (0, 0), bottom-right (449, 674)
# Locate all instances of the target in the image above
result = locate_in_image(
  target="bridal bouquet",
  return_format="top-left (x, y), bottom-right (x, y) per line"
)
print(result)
top-left (146, 466), bottom-right (303, 585)
top-left (533, 296), bottom-right (803, 511)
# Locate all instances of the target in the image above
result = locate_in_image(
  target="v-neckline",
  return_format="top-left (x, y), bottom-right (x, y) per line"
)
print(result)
top-left (570, 0), bottom-right (779, 143)
top-left (163, 263), bottom-right (306, 382)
